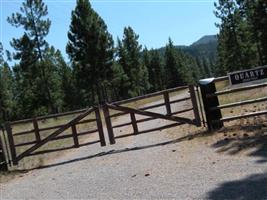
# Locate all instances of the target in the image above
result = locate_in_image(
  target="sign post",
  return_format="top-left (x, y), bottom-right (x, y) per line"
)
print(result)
top-left (199, 78), bottom-right (223, 131)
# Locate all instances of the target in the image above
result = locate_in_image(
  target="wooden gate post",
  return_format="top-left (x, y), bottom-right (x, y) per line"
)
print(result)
top-left (199, 78), bottom-right (223, 131)
top-left (71, 124), bottom-right (79, 148)
top-left (0, 128), bottom-right (8, 171)
top-left (130, 113), bottom-right (139, 135)
top-left (33, 118), bottom-right (41, 142)
top-left (189, 85), bottom-right (201, 127)
top-left (5, 122), bottom-right (18, 165)
top-left (163, 92), bottom-right (172, 116)
top-left (94, 107), bottom-right (106, 146)
top-left (103, 104), bottom-right (115, 144)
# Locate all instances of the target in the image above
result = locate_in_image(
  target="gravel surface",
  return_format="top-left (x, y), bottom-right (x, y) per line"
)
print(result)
top-left (1, 92), bottom-right (267, 200)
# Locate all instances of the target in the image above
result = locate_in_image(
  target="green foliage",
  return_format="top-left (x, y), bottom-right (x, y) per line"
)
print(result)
top-left (7, 0), bottom-right (51, 60)
top-left (149, 49), bottom-right (165, 91)
top-left (117, 27), bottom-right (149, 97)
top-left (214, 0), bottom-right (267, 74)
top-left (164, 38), bottom-right (185, 88)
top-left (8, 0), bottom-right (52, 115)
top-left (0, 61), bottom-right (14, 123)
top-left (110, 62), bottom-right (130, 100)
top-left (66, 0), bottom-right (114, 105)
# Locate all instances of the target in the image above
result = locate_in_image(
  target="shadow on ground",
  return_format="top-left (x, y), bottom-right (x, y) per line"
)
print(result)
top-left (13, 130), bottom-right (209, 171)
top-left (206, 171), bottom-right (267, 200)
top-left (212, 123), bottom-right (267, 163)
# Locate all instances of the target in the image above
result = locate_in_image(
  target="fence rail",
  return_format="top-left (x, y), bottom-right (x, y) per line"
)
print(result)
top-left (103, 85), bottom-right (201, 144)
top-left (2, 107), bottom-right (106, 166)
top-left (199, 76), bottom-right (267, 130)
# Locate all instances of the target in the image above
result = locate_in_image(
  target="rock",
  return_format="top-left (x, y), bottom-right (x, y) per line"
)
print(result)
top-left (145, 173), bottom-right (150, 177)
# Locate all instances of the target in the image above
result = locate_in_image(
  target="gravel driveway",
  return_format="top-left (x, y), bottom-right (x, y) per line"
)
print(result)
top-left (1, 91), bottom-right (267, 199)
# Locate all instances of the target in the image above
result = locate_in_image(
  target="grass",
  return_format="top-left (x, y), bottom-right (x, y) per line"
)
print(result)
top-left (214, 79), bottom-right (267, 118)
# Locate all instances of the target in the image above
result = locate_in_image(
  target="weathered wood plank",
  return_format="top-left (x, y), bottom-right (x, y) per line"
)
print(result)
top-left (210, 96), bottom-right (267, 111)
top-left (130, 113), bottom-right (139, 135)
top-left (4, 122), bottom-right (18, 165)
top-left (107, 103), bottom-right (195, 125)
top-left (10, 108), bottom-right (88, 126)
top-left (33, 118), bottom-right (41, 142)
top-left (95, 107), bottom-right (106, 146)
top-left (163, 92), bottom-right (172, 116)
top-left (189, 85), bottom-right (201, 126)
top-left (209, 82), bottom-right (267, 97)
top-left (171, 108), bottom-right (193, 115)
top-left (217, 110), bottom-right (267, 122)
top-left (113, 85), bottom-right (188, 105)
top-left (71, 125), bottom-right (79, 148)
top-left (103, 105), bottom-right (116, 144)
top-left (15, 107), bottom-right (95, 163)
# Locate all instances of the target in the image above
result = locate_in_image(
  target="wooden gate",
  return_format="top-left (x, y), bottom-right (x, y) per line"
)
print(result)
top-left (2, 107), bottom-right (106, 166)
top-left (103, 85), bottom-right (201, 144)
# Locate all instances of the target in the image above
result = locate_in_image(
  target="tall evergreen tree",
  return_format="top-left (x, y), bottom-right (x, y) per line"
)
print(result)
top-left (237, 0), bottom-right (267, 65)
top-left (117, 27), bottom-right (149, 97)
top-left (149, 49), bottom-right (165, 91)
top-left (0, 44), bottom-right (14, 123)
top-left (214, 0), bottom-right (259, 73)
top-left (67, 0), bottom-right (114, 105)
top-left (164, 38), bottom-right (184, 88)
top-left (110, 62), bottom-right (130, 100)
top-left (8, 0), bottom-right (60, 115)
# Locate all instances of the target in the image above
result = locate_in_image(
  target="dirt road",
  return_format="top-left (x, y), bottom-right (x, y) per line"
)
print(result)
top-left (1, 91), bottom-right (267, 199)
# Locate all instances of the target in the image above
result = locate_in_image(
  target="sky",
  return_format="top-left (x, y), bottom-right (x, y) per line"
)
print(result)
top-left (0, 0), bottom-right (219, 61)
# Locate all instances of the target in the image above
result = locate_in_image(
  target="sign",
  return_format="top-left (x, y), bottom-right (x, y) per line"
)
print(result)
top-left (228, 65), bottom-right (267, 85)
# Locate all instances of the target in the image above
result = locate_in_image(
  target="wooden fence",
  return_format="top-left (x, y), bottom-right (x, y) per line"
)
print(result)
top-left (200, 76), bottom-right (267, 130)
top-left (1, 107), bottom-right (106, 166)
top-left (1, 74), bottom-right (266, 169)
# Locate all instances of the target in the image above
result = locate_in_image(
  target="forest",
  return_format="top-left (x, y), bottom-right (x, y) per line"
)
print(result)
top-left (0, 0), bottom-right (266, 123)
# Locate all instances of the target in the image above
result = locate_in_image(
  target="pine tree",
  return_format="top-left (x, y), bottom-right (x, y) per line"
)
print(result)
top-left (110, 62), bottom-right (130, 100)
top-left (117, 27), bottom-right (149, 97)
top-left (67, 0), bottom-right (114, 105)
top-left (202, 58), bottom-right (212, 77)
top-left (237, 0), bottom-right (267, 65)
top-left (149, 49), bottom-right (165, 91)
top-left (42, 46), bottom-right (65, 113)
top-left (164, 38), bottom-right (184, 88)
top-left (7, 0), bottom-right (60, 114)
top-left (214, 0), bottom-right (259, 73)
top-left (142, 48), bottom-right (153, 92)
top-left (0, 44), bottom-right (14, 123)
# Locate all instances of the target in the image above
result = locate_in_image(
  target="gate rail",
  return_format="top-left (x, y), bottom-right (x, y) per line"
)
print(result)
top-left (103, 85), bottom-right (201, 144)
top-left (2, 107), bottom-right (106, 166)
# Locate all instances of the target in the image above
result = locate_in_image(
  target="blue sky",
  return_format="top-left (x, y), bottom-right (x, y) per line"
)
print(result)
top-left (1, 0), bottom-right (218, 61)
